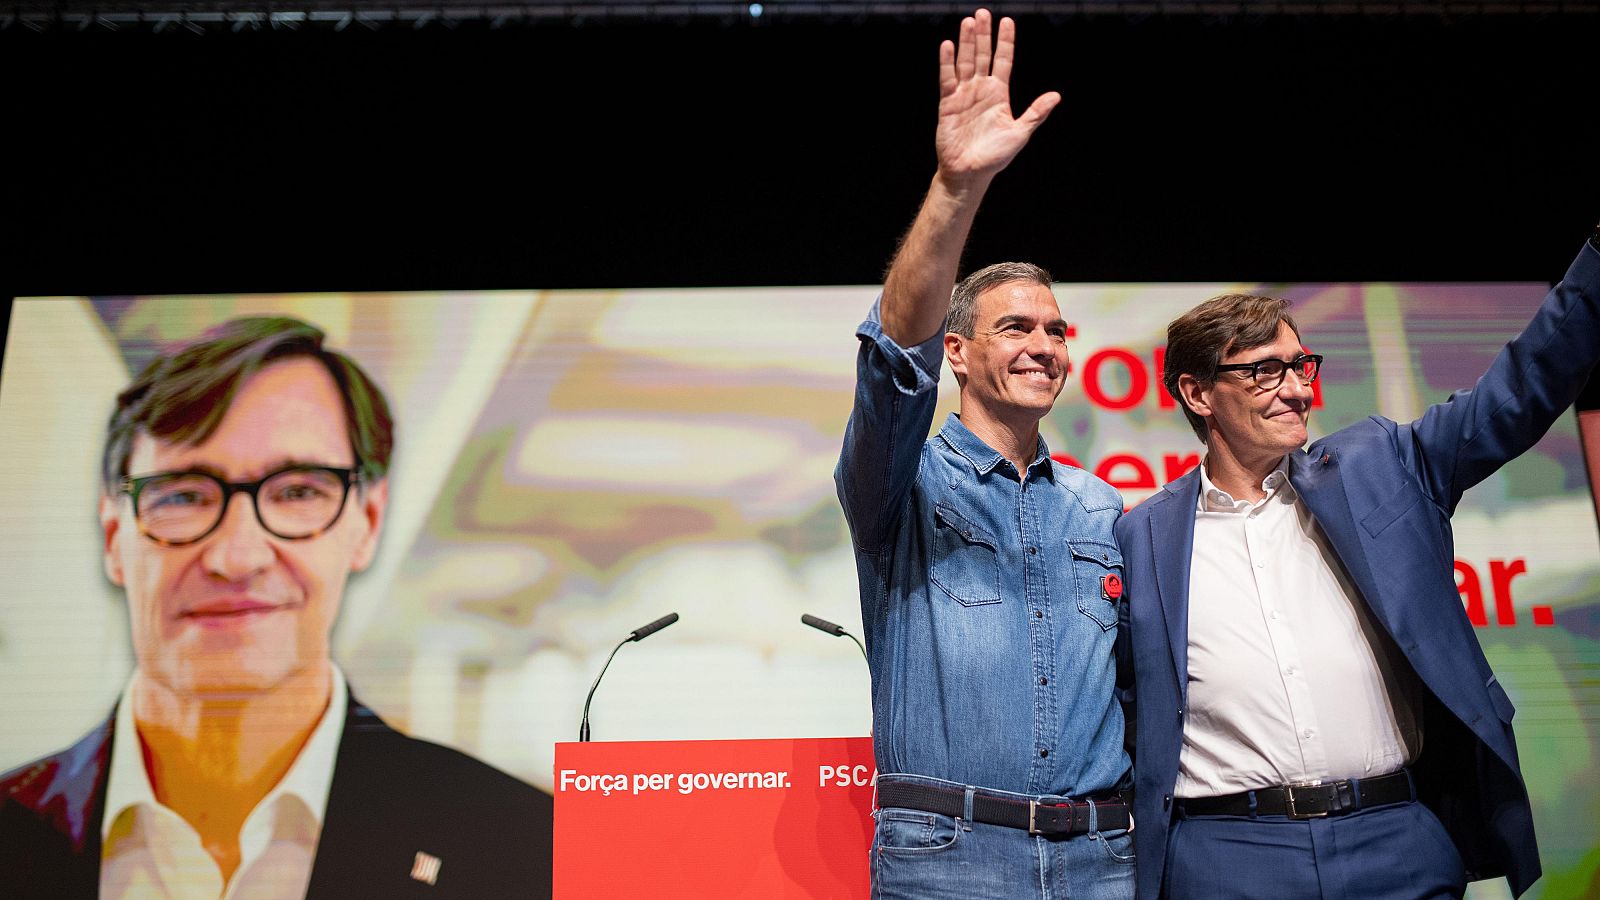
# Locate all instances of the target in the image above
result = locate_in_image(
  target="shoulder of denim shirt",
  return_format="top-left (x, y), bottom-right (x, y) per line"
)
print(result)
top-left (857, 293), bottom-right (948, 391)
top-left (1047, 459), bottom-right (1125, 515)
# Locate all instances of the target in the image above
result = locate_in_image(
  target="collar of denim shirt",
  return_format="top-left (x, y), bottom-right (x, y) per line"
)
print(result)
top-left (936, 413), bottom-right (1055, 480)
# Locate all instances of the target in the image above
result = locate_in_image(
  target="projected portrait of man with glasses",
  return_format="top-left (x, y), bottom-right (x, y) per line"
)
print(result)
top-left (1, 317), bottom-right (551, 899)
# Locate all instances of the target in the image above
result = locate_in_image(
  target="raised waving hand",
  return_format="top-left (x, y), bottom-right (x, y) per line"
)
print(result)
top-left (935, 9), bottom-right (1060, 183)
top-left (880, 9), bottom-right (1059, 346)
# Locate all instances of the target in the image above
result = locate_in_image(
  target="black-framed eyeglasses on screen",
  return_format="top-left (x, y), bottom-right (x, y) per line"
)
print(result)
top-left (120, 465), bottom-right (360, 546)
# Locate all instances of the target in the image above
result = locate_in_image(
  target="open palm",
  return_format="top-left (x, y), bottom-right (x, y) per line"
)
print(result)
top-left (935, 10), bottom-right (1060, 180)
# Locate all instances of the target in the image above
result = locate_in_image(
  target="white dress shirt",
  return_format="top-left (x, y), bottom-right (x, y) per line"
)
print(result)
top-left (100, 667), bottom-right (348, 900)
top-left (1176, 460), bottom-right (1422, 798)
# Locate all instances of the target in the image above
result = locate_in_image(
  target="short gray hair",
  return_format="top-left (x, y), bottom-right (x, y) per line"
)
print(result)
top-left (948, 262), bottom-right (1054, 338)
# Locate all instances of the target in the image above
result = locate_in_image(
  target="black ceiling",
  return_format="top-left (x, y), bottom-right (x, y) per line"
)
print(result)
top-left (6, 9), bottom-right (1600, 296)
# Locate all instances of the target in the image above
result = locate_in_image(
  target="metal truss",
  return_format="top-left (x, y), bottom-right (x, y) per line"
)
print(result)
top-left (3, 0), bottom-right (1597, 31)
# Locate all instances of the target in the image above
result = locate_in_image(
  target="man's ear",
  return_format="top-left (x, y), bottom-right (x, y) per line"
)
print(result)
top-left (944, 332), bottom-right (968, 378)
top-left (1176, 373), bottom-right (1214, 421)
top-left (100, 494), bottom-right (126, 587)
top-left (349, 478), bottom-right (390, 573)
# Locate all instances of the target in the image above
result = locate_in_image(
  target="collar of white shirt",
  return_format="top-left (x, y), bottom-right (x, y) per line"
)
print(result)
top-left (100, 664), bottom-right (348, 854)
top-left (1197, 456), bottom-right (1294, 513)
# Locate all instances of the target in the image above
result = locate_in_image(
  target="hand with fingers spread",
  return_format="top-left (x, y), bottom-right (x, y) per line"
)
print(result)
top-left (935, 8), bottom-right (1060, 186)
top-left (879, 8), bottom-right (1059, 347)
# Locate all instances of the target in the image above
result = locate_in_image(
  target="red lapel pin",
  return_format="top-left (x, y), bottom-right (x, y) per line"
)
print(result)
top-left (1101, 573), bottom-right (1123, 603)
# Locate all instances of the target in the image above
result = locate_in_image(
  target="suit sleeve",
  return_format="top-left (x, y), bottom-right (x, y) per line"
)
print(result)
top-left (1395, 241), bottom-right (1600, 513)
top-left (834, 297), bottom-right (945, 554)
top-left (1112, 515), bottom-right (1137, 757)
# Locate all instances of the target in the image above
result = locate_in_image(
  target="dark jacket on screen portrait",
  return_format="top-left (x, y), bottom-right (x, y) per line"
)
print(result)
top-left (0, 692), bottom-right (553, 899)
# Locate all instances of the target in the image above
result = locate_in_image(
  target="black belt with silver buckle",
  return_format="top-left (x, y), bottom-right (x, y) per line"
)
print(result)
top-left (876, 781), bottom-right (1131, 836)
top-left (1177, 769), bottom-right (1414, 820)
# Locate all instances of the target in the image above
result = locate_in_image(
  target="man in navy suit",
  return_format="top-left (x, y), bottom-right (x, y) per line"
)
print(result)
top-left (0, 316), bottom-right (551, 898)
top-left (1116, 231), bottom-right (1600, 899)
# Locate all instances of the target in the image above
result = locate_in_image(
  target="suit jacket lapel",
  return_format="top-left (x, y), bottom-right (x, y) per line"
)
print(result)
top-left (1151, 470), bottom-right (1202, 698)
top-left (2, 712), bottom-right (113, 895)
top-left (52, 714), bottom-right (113, 856)
top-left (305, 690), bottom-right (379, 899)
top-left (1288, 450), bottom-right (1406, 645)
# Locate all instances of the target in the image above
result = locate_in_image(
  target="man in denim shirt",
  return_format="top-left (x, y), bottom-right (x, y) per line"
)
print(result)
top-left (835, 10), bottom-right (1133, 899)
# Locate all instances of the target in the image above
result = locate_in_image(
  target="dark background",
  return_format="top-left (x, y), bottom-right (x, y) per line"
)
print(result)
top-left (5, 10), bottom-right (1599, 302)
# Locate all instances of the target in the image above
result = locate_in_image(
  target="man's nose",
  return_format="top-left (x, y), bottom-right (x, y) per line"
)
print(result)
top-left (1279, 369), bottom-right (1315, 405)
top-left (1026, 326), bottom-right (1057, 360)
top-left (200, 493), bottom-right (275, 580)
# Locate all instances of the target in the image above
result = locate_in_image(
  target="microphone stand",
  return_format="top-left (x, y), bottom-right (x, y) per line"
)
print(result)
top-left (579, 612), bottom-right (680, 742)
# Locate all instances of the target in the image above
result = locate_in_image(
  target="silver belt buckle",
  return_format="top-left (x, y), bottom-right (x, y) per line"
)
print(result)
top-left (1028, 799), bottom-right (1041, 834)
top-left (1284, 781), bottom-right (1327, 819)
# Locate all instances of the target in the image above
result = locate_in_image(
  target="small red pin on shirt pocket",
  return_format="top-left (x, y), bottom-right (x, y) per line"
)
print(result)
top-left (1101, 573), bottom-right (1123, 603)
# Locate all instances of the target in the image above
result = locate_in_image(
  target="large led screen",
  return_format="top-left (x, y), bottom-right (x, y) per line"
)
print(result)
top-left (1, 283), bottom-right (1595, 898)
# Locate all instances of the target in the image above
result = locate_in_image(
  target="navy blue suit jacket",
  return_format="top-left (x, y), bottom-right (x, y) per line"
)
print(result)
top-left (1115, 242), bottom-right (1600, 899)
top-left (0, 692), bottom-right (553, 898)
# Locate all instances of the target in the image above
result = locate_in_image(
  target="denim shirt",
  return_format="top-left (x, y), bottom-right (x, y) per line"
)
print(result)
top-left (835, 301), bottom-right (1131, 798)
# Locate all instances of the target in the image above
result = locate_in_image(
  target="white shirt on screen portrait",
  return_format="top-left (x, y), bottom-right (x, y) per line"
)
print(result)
top-left (99, 666), bottom-right (348, 900)
top-left (1175, 459), bottom-right (1423, 799)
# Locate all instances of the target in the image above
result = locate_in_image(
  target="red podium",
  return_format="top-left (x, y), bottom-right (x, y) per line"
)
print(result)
top-left (553, 736), bottom-right (876, 898)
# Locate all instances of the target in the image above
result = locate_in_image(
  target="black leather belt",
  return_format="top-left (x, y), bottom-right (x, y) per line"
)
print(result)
top-left (1177, 769), bottom-right (1414, 820)
top-left (877, 781), bottom-right (1131, 836)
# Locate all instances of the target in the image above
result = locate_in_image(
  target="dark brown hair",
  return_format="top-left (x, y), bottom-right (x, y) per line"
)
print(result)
top-left (1162, 294), bottom-right (1299, 443)
top-left (102, 316), bottom-right (394, 490)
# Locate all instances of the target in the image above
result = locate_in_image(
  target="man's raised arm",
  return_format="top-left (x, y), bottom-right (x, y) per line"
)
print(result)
top-left (879, 8), bottom-right (1060, 347)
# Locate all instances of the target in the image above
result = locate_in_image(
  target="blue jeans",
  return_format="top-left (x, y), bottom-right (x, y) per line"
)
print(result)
top-left (1164, 800), bottom-right (1466, 899)
top-left (871, 776), bottom-right (1136, 900)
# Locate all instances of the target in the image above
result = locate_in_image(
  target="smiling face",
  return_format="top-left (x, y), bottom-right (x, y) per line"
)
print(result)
top-left (946, 280), bottom-right (1070, 425)
top-left (101, 358), bottom-right (388, 699)
top-left (1180, 320), bottom-right (1315, 467)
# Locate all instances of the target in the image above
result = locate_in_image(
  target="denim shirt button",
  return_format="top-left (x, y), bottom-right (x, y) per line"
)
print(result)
top-left (1039, 748), bottom-right (1049, 758)
top-left (1028, 546), bottom-right (1037, 554)
top-left (1034, 610), bottom-right (1044, 619)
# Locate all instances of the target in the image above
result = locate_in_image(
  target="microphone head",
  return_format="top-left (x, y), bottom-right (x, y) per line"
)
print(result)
top-left (629, 612), bottom-right (680, 643)
top-left (801, 613), bottom-right (847, 637)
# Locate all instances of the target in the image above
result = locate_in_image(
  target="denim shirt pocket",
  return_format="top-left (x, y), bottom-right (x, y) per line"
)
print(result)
top-left (931, 504), bottom-right (1002, 607)
top-left (1068, 539), bottom-right (1124, 631)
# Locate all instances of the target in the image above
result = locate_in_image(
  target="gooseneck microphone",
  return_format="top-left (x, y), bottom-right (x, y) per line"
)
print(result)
top-left (802, 613), bottom-right (868, 664)
top-left (628, 613), bottom-right (679, 643)
top-left (579, 612), bottom-right (680, 742)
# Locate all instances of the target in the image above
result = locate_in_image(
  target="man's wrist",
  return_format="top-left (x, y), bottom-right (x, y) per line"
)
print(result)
top-left (932, 167), bottom-right (996, 203)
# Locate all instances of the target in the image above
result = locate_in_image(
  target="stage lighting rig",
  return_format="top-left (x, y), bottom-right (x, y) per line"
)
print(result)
top-left (5, 0), bottom-right (1596, 33)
